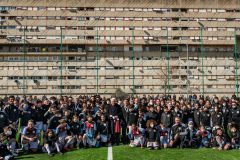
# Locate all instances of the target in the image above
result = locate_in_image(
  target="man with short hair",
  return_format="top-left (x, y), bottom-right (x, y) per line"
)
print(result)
top-left (21, 120), bottom-right (39, 153)
top-left (106, 98), bottom-right (122, 145)
top-left (3, 96), bottom-right (20, 126)
top-left (169, 117), bottom-right (186, 148)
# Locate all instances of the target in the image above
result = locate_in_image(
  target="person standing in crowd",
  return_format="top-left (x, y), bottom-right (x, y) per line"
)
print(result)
top-left (4, 96), bottom-right (20, 126)
top-left (0, 110), bottom-right (9, 133)
top-left (200, 106), bottom-right (211, 129)
top-left (146, 105), bottom-right (158, 122)
top-left (161, 107), bottom-right (173, 141)
top-left (193, 103), bottom-right (201, 128)
top-left (106, 98), bottom-right (122, 145)
top-left (32, 100), bottom-right (45, 134)
top-left (121, 98), bottom-right (130, 144)
top-left (221, 99), bottom-right (231, 132)
top-left (0, 94), bottom-right (238, 159)
top-left (211, 105), bottom-right (223, 127)
top-left (230, 101), bottom-right (240, 128)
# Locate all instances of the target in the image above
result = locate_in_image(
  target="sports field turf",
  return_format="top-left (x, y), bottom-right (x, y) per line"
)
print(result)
top-left (16, 145), bottom-right (240, 160)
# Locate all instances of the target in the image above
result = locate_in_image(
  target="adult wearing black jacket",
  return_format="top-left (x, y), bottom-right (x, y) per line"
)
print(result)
top-left (161, 107), bottom-right (173, 141)
top-left (106, 98), bottom-right (122, 145)
top-left (172, 107), bottom-right (182, 123)
top-left (146, 105), bottom-right (158, 122)
top-left (0, 111), bottom-right (9, 133)
top-left (47, 111), bottom-right (62, 130)
top-left (200, 107), bottom-right (211, 128)
top-left (230, 101), bottom-right (240, 128)
top-left (193, 103), bottom-right (201, 128)
top-left (32, 100), bottom-right (47, 133)
top-left (121, 99), bottom-right (130, 144)
top-left (221, 101), bottom-right (231, 131)
top-left (169, 117), bottom-right (186, 148)
top-left (161, 107), bottom-right (173, 128)
top-left (3, 96), bottom-right (20, 125)
top-left (19, 103), bottom-right (33, 129)
top-left (211, 106), bottom-right (223, 127)
top-left (181, 106), bottom-right (192, 124)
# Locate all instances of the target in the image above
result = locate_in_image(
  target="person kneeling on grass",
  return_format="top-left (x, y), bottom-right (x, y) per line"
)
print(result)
top-left (180, 121), bottom-right (198, 148)
top-left (83, 115), bottom-right (98, 148)
top-left (21, 120), bottom-right (39, 153)
top-left (0, 142), bottom-right (13, 160)
top-left (212, 128), bottom-right (230, 150)
top-left (128, 123), bottom-right (145, 148)
top-left (56, 119), bottom-right (74, 152)
top-left (169, 117), bottom-right (186, 148)
top-left (43, 129), bottom-right (63, 156)
top-left (2, 125), bottom-right (17, 156)
top-left (196, 125), bottom-right (211, 148)
top-left (146, 120), bottom-right (159, 150)
top-left (228, 125), bottom-right (240, 149)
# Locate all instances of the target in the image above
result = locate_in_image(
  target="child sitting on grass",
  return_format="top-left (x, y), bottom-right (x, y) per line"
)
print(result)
top-left (146, 120), bottom-right (158, 150)
top-left (43, 129), bottom-right (62, 156)
top-left (128, 123), bottom-right (145, 148)
top-left (56, 119), bottom-right (73, 152)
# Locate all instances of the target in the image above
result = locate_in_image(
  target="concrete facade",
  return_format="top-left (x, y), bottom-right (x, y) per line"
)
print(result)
top-left (0, 0), bottom-right (239, 97)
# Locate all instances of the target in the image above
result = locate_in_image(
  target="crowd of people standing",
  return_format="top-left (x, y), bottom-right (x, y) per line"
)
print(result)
top-left (0, 94), bottom-right (239, 159)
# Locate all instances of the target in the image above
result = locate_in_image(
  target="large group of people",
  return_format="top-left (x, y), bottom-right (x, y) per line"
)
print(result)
top-left (0, 94), bottom-right (239, 159)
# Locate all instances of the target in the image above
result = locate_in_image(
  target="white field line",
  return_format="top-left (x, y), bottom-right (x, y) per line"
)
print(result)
top-left (107, 144), bottom-right (113, 160)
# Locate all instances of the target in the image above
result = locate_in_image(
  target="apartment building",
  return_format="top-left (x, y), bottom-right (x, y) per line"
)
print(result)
top-left (0, 0), bottom-right (239, 97)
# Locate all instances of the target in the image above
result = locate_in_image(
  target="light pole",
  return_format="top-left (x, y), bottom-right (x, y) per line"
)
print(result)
top-left (198, 21), bottom-right (205, 97)
top-left (60, 28), bottom-right (63, 96)
top-left (96, 27), bottom-right (99, 95)
top-left (186, 43), bottom-right (189, 99)
top-left (131, 28), bottom-right (135, 97)
top-left (167, 28), bottom-right (170, 97)
top-left (23, 26), bottom-right (26, 97)
top-left (234, 30), bottom-right (239, 97)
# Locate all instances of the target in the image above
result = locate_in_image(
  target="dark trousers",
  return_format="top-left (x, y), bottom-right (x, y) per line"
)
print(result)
top-left (121, 124), bottom-right (129, 144)
top-left (111, 133), bottom-right (120, 145)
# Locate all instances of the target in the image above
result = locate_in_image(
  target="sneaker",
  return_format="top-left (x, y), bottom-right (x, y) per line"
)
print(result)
top-left (48, 153), bottom-right (54, 157)
top-left (58, 151), bottom-right (63, 155)
top-left (11, 152), bottom-right (18, 157)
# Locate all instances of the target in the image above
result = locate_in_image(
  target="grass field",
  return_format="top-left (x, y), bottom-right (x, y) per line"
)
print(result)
top-left (16, 147), bottom-right (107, 160)
top-left (16, 146), bottom-right (240, 160)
